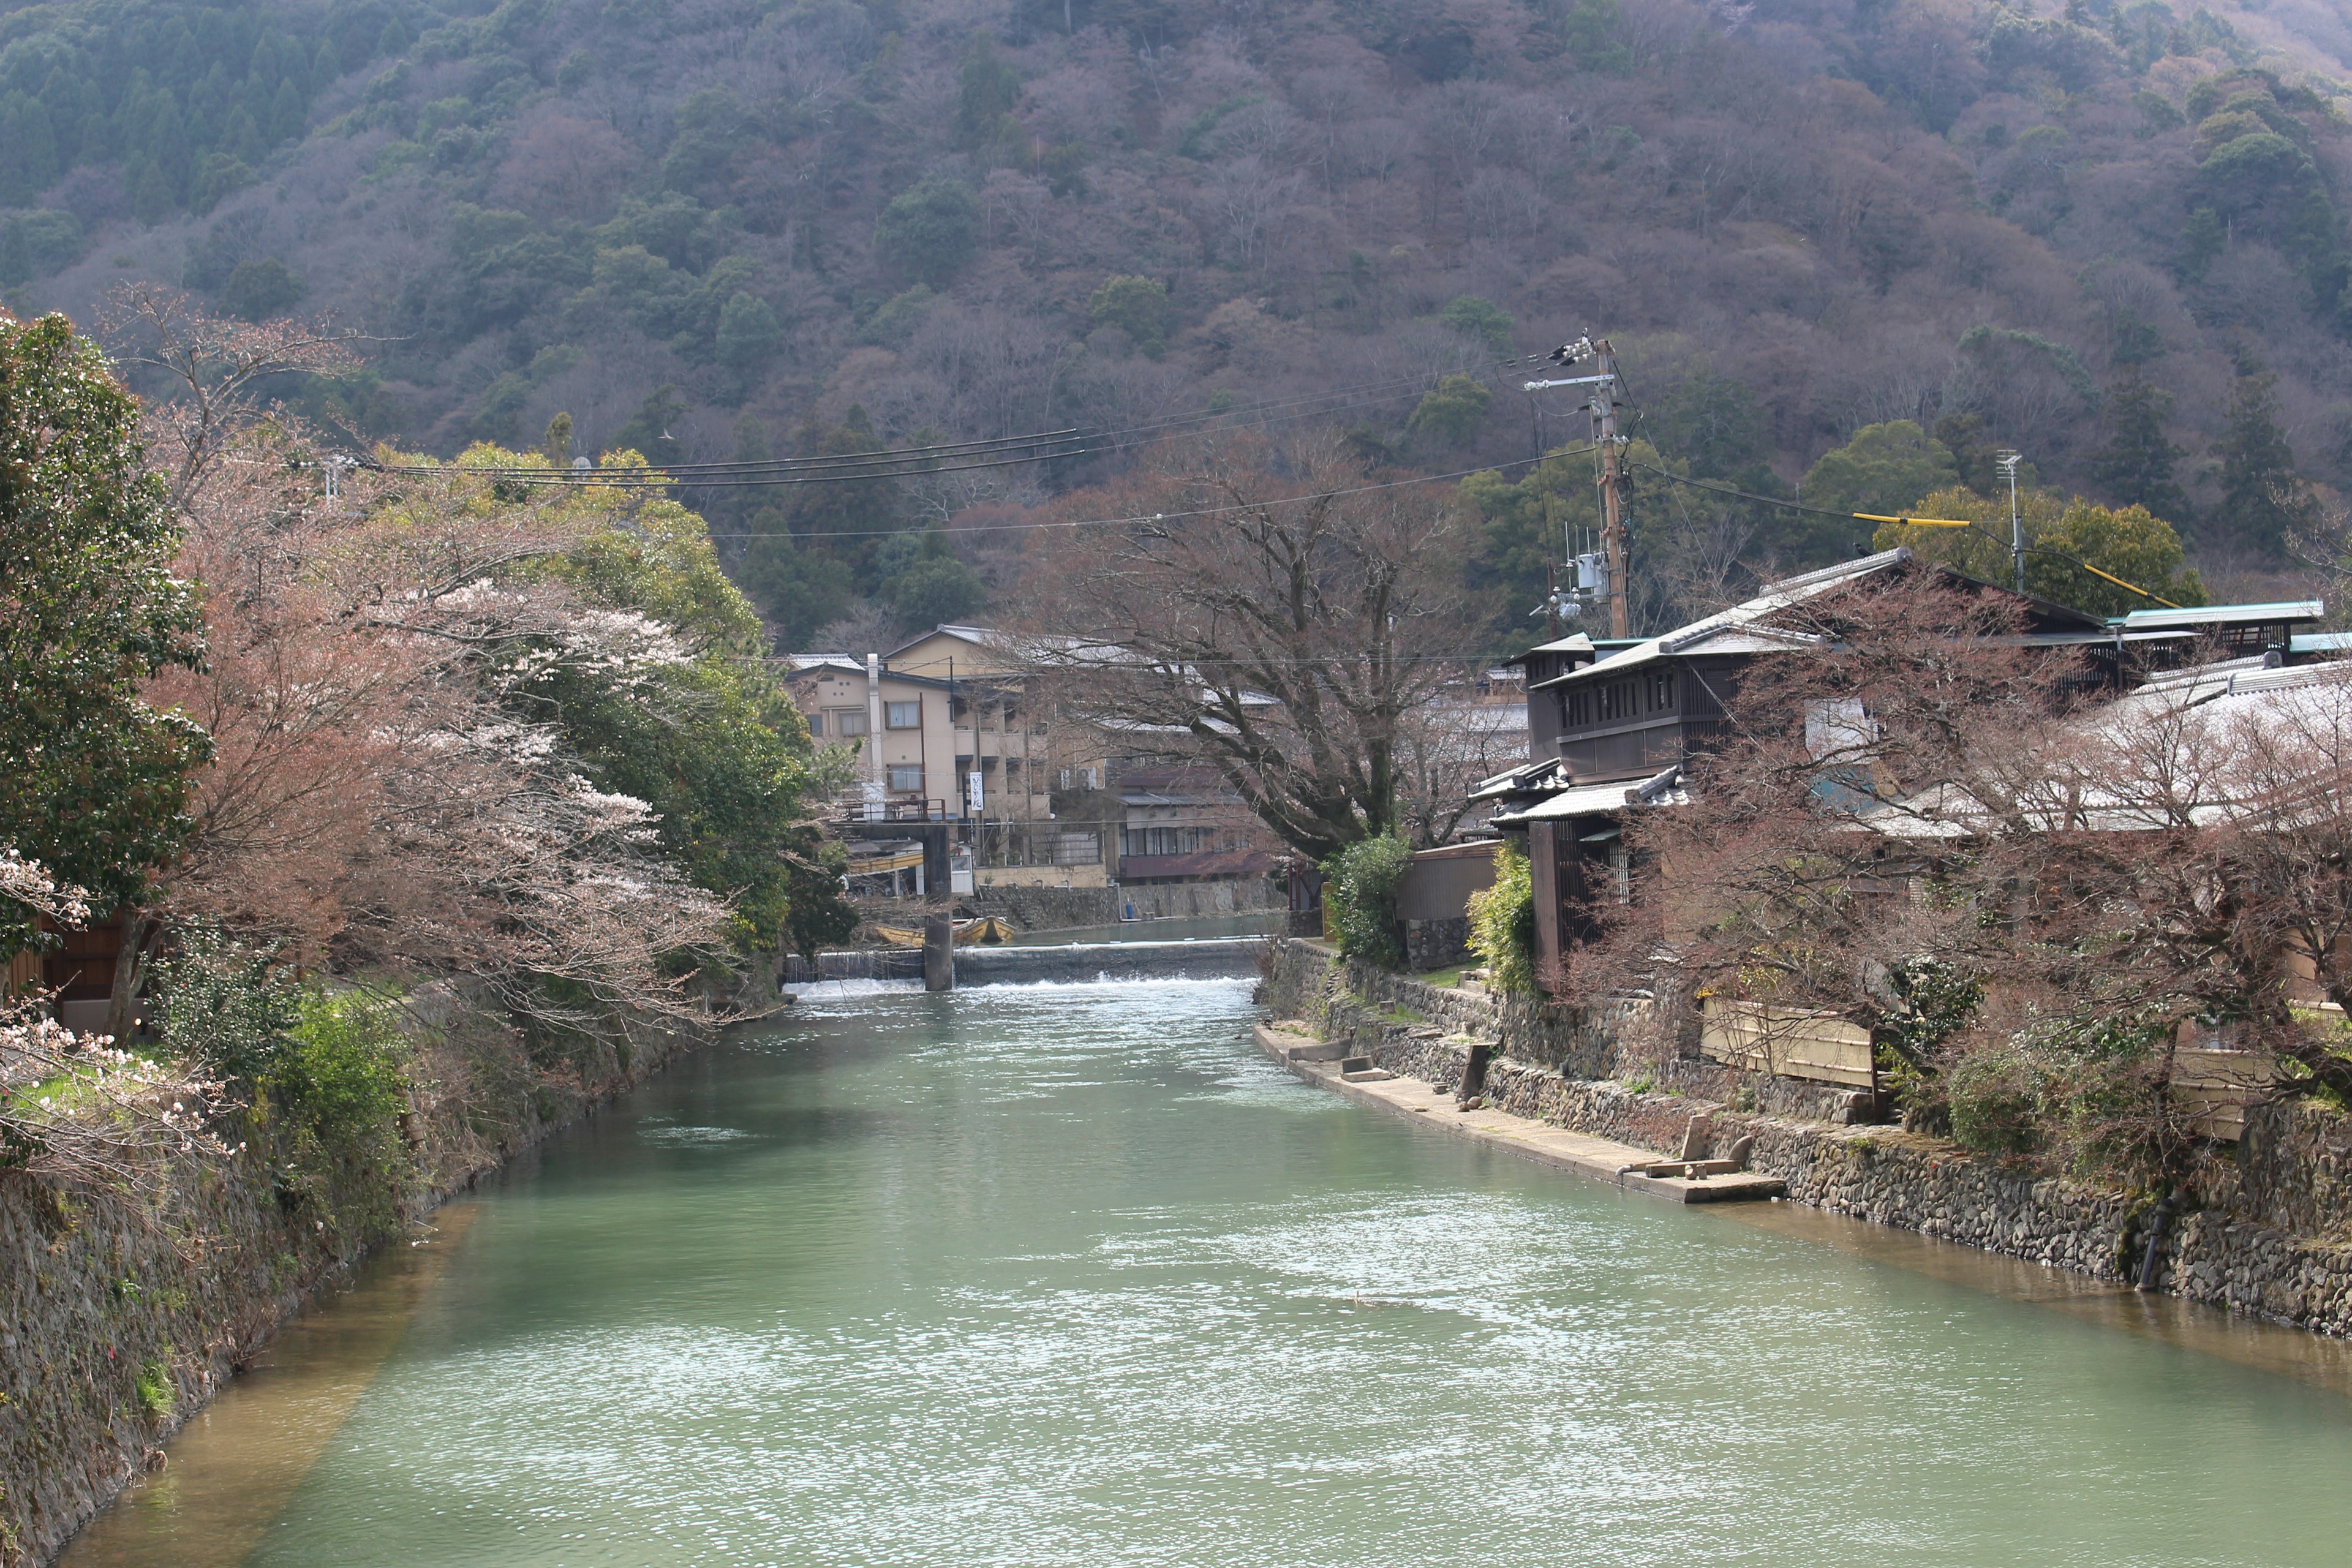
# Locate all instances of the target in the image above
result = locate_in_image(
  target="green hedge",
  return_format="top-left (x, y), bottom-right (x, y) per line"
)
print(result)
top-left (1323, 833), bottom-right (1411, 969)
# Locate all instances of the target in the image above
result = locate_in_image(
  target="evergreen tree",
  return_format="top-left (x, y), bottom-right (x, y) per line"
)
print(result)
top-left (1931, 412), bottom-right (2003, 497)
top-left (612, 386), bottom-right (688, 466)
top-left (786, 405), bottom-right (900, 584)
top-left (2212, 351), bottom-right (2316, 557)
top-left (126, 157), bottom-right (177, 225)
top-left (271, 77), bottom-right (306, 145)
top-left (2088, 374), bottom-right (2190, 524)
top-left (955, 32), bottom-right (1023, 156)
top-left (0, 95), bottom-right (58, 204)
top-left (0, 314), bottom-right (208, 948)
top-left (737, 508), bottom-right (856, 650)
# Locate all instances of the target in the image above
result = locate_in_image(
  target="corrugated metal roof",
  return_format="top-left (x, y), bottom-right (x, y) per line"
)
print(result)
top-left (1533, 549), bottom-right (1917, 691)
top-left (2117, 601), bottom-right (2323, 631)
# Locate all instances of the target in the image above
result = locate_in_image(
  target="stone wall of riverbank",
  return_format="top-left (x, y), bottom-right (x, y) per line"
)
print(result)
top-left (2, 1013), bottom-right (703, 1568)
top-left (1260, 940), bottom-right (2352, 1338)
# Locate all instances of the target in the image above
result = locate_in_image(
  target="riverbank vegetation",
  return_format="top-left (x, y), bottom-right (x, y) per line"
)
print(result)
top-left (1, 299), bottom-right (853, 1261)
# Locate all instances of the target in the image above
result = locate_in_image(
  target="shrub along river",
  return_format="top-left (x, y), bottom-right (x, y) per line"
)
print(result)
top-left (59, 977), bottom-right (2352, 1567)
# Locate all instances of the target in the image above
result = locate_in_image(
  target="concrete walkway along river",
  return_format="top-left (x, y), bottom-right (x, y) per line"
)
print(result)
top-left (59, 976), bottom-right (2352, 1567)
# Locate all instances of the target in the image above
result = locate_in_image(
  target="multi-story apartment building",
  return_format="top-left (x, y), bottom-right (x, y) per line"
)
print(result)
top-left (783, 624), bottom-right (1278, 897)
top-left (782, 634), bottom-right (1109, 891)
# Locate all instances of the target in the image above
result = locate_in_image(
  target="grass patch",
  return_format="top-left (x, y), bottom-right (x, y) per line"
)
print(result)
top-left (134, 1359), bottom-right (173, 1422)
top-left (1376, 1003), bottom-right (1426, 1025)
top-left (1415, 967), bottom-right (1466, 989)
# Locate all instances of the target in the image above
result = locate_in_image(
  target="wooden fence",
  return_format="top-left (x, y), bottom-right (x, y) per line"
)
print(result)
top-left (1698, 996), bottom-right (1877, 1091)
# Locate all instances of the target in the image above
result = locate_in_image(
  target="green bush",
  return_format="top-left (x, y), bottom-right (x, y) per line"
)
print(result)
top-left (1945, 1046), bottom-right (2043, 1155)
top-left (265, 992), bottom-right (414, 1237)
top-left (1466, 838), bottom-right (1537, 992)
top-left (1323, 832), bottom-right (1412, 970)
top-left (152, 927), bottom-right (302, 1083)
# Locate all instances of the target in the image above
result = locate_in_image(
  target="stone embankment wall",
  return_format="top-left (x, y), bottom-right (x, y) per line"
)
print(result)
top-left (2, 1025), bottom-right (699, 1568)
top-left (1262, 940), bottom-right (2352, 1338)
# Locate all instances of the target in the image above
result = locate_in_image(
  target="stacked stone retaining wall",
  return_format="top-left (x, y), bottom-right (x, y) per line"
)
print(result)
top-left (3, 1023), bottom-right (699, 1567)
top-left (1260, 939), bottom-right (2352, 1337)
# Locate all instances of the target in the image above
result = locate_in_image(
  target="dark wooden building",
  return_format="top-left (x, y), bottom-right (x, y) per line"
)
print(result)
top-left (1479, 550), bottom-right (2325, 990)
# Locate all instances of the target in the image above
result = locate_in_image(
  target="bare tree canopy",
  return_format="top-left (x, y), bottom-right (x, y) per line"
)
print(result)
top-left (1020, 431), bottom-right (1471, 860)
top-left (102, 283), bottom-right (369, 508)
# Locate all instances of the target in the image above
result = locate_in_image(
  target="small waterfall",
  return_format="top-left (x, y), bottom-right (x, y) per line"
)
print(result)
top-left (778, 949), bottom-right (926, 986)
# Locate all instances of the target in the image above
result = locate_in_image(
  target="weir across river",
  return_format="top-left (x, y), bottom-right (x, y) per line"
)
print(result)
top-left (778, 930), bottom-right (1269, 988)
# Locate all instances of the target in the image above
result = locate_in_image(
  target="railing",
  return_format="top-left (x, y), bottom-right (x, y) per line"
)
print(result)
top-left (973, 824), bottom-right (1104, 869)
top-left (834, 796), bottom-right (952, 823)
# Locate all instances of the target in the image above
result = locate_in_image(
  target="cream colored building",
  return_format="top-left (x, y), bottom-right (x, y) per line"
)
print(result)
top-left (782, 640), bottom-right (1107, 889)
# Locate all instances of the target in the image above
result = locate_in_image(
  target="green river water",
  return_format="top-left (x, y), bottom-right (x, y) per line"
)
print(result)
top-left (59, 977), bottom-right (2352, 1567)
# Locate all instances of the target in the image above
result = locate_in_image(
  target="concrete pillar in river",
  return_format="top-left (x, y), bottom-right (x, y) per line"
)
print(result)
top-left (923, 913), bottom-right (954, 992)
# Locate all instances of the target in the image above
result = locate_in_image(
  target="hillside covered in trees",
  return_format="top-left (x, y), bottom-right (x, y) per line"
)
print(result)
top-left (9, 0), bottom-right (2352, 643)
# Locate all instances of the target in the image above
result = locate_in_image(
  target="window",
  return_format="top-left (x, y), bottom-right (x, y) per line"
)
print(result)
top-left (1599, 680), bottom-right (1637, 722)
top-left (1649, 671), bottom-right (1676, 711)
top-left (886, 701), bottom-right (921, 729)
top-left (829, 709), bottom-right (868, 737)
top-left (805, 712), bottom-right (823, 736)
top-left (1561, 688), bottom-right (1592, 728)
top-left (887, 765), bottom-right (924, 793)
top-left (1122, 826), bottom-right (1215, 858)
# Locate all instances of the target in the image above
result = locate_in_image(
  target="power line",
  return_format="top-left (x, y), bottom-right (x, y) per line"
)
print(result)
top-left (702, 448), bottom-right (1596, 538)
top-left (353, 353), bottom-right (1554, 487)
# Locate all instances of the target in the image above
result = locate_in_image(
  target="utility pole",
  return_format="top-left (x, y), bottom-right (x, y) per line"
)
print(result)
top-left (1997, 450), bottom-right (2024, 594)
top-left (1592, 339), bottom-right (1629, 639)
top-left (1526, 333), bottom-right (1629, 638)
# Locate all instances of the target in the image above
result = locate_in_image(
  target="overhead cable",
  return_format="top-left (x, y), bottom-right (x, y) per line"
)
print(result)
top-left (701, 447), bottom-right (1596, 538)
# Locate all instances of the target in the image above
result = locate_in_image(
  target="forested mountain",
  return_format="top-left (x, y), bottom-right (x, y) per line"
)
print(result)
top-left (8, 0), bottom-right (2352, 643)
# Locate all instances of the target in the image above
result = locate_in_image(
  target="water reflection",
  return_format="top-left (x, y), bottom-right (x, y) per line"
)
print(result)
top-left (59, 1206), bottom-right (477, 1568)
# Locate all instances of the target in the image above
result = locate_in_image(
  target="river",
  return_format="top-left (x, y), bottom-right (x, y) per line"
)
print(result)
top-left (59, 977), bottom-right (2352, 1567)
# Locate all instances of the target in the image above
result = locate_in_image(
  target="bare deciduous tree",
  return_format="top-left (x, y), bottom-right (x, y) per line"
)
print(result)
top-left (1022, 431), bottom-right (1471, 859)
top-left (103, 284), bottom-right (369, 507)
